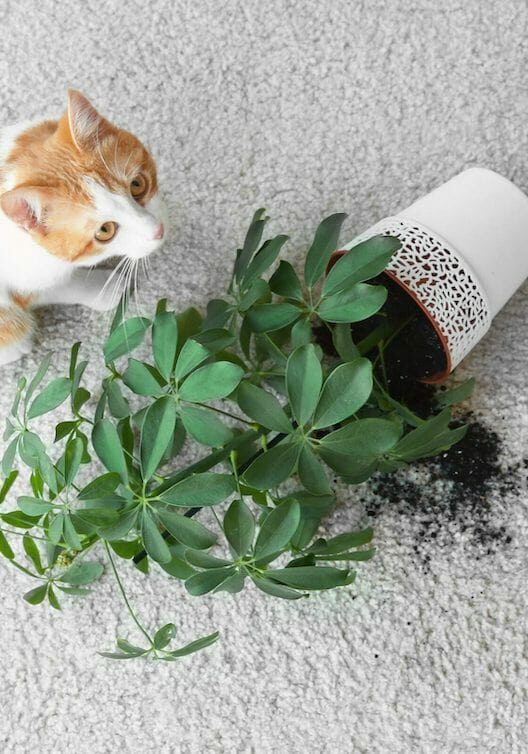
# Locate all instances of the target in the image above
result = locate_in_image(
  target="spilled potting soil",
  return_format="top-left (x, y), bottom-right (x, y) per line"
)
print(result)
top-left (361, 414), bottom-right (517, 561)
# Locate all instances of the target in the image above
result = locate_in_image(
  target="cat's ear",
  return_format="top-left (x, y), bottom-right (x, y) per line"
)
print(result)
top-left (56, 90), bottom-right (112, 151)
top-left (0, 187), bottom-right (52, 234)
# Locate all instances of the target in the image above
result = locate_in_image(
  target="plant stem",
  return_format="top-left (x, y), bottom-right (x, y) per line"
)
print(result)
top-left (0, 526), bottom-right (49, 543)
top-left (104, 541), bottom-right (152, 646)
top-left (195, 402), bottom-right (253, 426)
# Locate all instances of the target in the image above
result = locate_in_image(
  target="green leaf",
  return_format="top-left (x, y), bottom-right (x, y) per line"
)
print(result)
top-left (185, 568), bottom-right (235, 596)
top-left (175, 339), bottom-right (210, 380)
top-left (122, 359), bottom-right (165, 396)
top-left (317, 283), bottom-right (387, 323)
top-left (23, 353), bottom-right (52, 410)
top-left (104, 317), bottom-right (150, 363)
top-left (322, 235), bottom-right (401, 296)
top-left (160, 552), bottom-right (195, 580)
top-left (141, 510), bottom-right (171, 564)
top-left (166, 631), bottom-right (219, 657)
top-left (140, 397), bottom-right (177, 481)
top-left (22, 534), bottom-right (44, 573)
top-left (393, 417), bottom-right (467, 461)
top-left (254, 499), bottom-right (301, 560)
top-left (291, 317), bottom-right (312, 347)
top-left (235, 208), bottom-right (267, 283)
top-left (78, 472), bottom-right (121, 501)
top-left (332, 323), bottom-right (359, 362)
top-left (152, 311), bottom-right (178, 380)
top-left (193, 328), bottom-right (236, 353)
top-left (153, 623), bottom-right (177, 650)
top-left (98, 651), bottom-right (141, 660)
top-left (64, 437), bottom-right (83, 486)
top-left (47, 585), bottom-right (61, 610)
top-left (290, 492), bottom-right (336, 550)
top-left (157, 509), bottom-right (217, 550)
top-left (224, 498), bottom-right (255, 556)
top-left (243, 234), bottom-right (289, 287)
top-left (304, 213), bottom-right (347, 288)
top-left (297, 445), bottom-right (330, 494)
top-left (116, 638), bottom-right (148, 656)
top-left (97, 508), bottom-right (138, 540)
top-left (106, 380), bottom-right (130, 419)
top-left (436, 378), bottom-right (476, 408)
top-left (63, 514), bottom-right (82, 550)
top-left (308, 528), bottom-right (374, 554)
top-left (179, 362), bottom-right (244, 402)
top-left (0, 530), bottom-right (14, 560)
top-left (56, 585), bottom-right (92, 596)
top-left (48, 513), bottom-right (64, 545)
top-left (17, 497), bottom-right (53, 516)
top-left (159, 472), bottom-right (236, 507)
top-left (237, 381), bottom-right (291, 433)
top-left (92, 420), bottom-right (128, 483)
top-left (1, 437), bottom-right (19, 477)
top-left (185, 550), bottom-right (233, 569)
top-left (27, 377), bottom-right (71, 420)
top-left (266, 565), bottom-right (354, 590)
top-left (253, 577), bottom-right (304, 599)
top-left (286, 345), bottom-right (322, 426)
top-left (148, 623), bottom-right (176, 649)
top-left (246, 303), bottom-right (301, 333)
top-left (242, 442), bottom-right (300, 490)
top-left (269, 260), bottom-right (303, 300)
top-left (317, 448), bottom-right (378, 482)
top-left (203, 299), bottom-right (232, 329)
top-left (175, 307), bottom-right (203, 358)
top-left (238, 278), bottom-right (269, 312)
top-left (23, 584), bottom-right (48, 605)
top-left (313, 359), bottom-right (373, 428)
top-left (180, 405), bottom-right (233, 447)
top-left (54, 421), bottom-right (78, 442)
top-left (0, 470), bottom-right (18, 504)
top-left (319, 418), bottom-right (402, 455)
top-left (59, 561), bottom-right (104, 585)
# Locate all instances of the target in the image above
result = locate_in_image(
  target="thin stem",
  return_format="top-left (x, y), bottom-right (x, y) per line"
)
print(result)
top-left (104, 541), bottom-right (152, 646)
top-left (0, 526), bottom-right (49, 543)
top-left (195, 402), bottom-right (253, 426)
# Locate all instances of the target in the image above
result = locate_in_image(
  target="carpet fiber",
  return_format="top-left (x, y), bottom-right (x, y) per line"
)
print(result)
top-left (1, 1), bottom-right (528, 751)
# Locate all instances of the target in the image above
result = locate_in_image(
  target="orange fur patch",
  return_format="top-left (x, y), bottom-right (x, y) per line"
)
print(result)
top-left (3, 109), bottom-right (158, 263)
top-left (0, 305), bottom-right (33, 346)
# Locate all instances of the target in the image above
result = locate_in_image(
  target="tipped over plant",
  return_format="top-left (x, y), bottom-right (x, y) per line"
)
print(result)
top-left (0, 210), bottom-right (469, 662)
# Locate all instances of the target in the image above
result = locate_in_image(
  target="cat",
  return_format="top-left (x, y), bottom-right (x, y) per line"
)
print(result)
top-left (0, 89), bottom-right (167, 365)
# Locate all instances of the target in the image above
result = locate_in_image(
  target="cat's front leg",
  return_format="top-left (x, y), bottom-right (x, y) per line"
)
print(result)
top-left (0, 307), bottom-right (34, 366)
top-left (37, 268), bottom-right (122, 312)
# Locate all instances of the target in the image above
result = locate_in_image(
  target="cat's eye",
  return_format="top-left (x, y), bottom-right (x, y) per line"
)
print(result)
top-left (130, 174), bottom-right (147, 199)
top-left (95, 221), bottom-right (118, 242)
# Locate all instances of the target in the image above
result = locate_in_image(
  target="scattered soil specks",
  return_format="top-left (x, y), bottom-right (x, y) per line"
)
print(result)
top-left (361, 415), bottom-right (518, 559)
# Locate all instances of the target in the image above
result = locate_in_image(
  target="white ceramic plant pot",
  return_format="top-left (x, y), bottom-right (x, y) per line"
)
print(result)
top-left (340, 167), bottom-right (528, 381)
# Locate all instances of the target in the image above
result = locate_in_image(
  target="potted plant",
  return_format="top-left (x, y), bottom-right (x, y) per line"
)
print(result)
top-left (0, 210), bottom-right (474, 663)
top-left (330, 168), bottom-right (528, 382)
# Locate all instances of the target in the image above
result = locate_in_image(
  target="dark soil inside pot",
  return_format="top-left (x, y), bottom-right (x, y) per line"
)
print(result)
top-left (314, 272), bottom-right (447, 416)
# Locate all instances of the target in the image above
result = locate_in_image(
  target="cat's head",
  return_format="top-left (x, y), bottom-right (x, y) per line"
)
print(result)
top-left (0, 90), bottom-right (166, 266)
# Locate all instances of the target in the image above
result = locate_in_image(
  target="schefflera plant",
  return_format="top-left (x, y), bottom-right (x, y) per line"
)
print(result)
top-left (0, 210), bottom-right (467, 663)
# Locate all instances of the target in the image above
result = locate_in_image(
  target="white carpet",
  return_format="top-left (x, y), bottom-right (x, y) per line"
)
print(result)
top-left (1, 1), bottom-right (528, 751)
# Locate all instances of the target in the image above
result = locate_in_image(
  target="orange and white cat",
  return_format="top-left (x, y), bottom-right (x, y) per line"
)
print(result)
top-left (0, 90), bottom-right (167, 365)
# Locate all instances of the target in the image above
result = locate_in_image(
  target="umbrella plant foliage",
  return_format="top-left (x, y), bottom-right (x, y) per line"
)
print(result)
top-left (0, 210), bottom-right (467, 663)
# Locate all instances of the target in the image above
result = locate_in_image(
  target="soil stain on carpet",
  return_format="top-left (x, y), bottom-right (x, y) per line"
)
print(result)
top-left (362, 414), bottom-right (517, 560)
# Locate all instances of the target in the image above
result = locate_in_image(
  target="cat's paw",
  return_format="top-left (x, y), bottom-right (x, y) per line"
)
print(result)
top-left (0, 335), bottom-right (32, 366)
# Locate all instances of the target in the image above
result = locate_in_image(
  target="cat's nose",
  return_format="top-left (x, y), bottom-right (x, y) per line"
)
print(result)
top-left (153, 223), bottom-right (164, 241)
